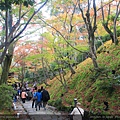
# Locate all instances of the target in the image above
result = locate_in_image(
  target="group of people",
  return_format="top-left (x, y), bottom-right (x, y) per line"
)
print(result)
top-left (12, 82), bottom-right (50, 111)
top-left (12, 82), bottom-right (85, 120)
top-left (20, 86), bottom-right (50, 111)
top-left (13, 82), bottom-right (33, 103)
top-left (31, 86), bottom-right (50, 111)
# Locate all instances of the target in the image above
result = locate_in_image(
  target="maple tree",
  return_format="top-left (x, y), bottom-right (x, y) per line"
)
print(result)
top-left (77, 0), bottom-right (99, 69)
top-left (32, 0), bottom-right (106, 89)
top-left (12, 36), bottom-right (53, 84)
top-left (41, 1), bottom-right (89, 70)
top-left (45, 0), bottom-right (119, 70)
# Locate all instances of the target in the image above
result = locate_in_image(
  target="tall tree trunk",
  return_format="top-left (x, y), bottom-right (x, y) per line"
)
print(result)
top-left (113, 1), bottom-right (120, 45)
top-left (78, 0), bottom-right (99, 69)
top-left (0, 8), bottom-right (14, 84)
top-left (58, 68), bottom-right (68, 92)
top-left (89, 33), bottom-right (98, 68)
top-left (113, 20), bottom-right (118, 45)
top-left (21, 61), bottom-right (25, 84)
top-left (41, 57), bottom-right (48, 85)
top-left (0, 54), bottom-right (12, 84)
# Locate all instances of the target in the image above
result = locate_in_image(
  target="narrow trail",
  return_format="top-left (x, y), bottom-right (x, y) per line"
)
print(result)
top-left (14, 100), bottom-right (69, 120)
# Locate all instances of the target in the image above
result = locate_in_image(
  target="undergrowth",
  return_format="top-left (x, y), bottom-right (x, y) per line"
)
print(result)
top-left (46, 40), bottom-right (120, 115)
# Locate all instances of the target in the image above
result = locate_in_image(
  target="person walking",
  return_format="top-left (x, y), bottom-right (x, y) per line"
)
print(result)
top-left (21, 89), bottom-right (27, 103)
top-left (26, 88), bottom-right (33, 101)
top-left (41, 86), bottom-right (50, 110)
top-left (16, 87), bottom-right (21, 100)
top-left (32, 86), bottom-right (37, 108)
top-left (35, 89), bottom-right (42, 111)
top-left (71, 102), bottom-right (84, 120)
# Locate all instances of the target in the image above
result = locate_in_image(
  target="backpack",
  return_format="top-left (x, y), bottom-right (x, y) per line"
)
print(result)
top-left (33, 92), bottom-right (37, 100)
top-left (45, 91), bottom-right (50, 101)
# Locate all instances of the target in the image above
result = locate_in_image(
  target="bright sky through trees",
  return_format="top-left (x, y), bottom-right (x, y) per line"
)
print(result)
top-left (19, 0), bottom-right (110, 42)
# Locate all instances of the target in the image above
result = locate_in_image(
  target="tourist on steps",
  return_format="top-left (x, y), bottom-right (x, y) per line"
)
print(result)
top-left (34, 89), bottom-right (42, 111)
top-left (32, 86), bottom-right (37, 108)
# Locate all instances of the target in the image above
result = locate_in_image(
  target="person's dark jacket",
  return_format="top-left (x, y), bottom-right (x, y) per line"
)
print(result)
top-left (42, 89), bottom-right (50, 102)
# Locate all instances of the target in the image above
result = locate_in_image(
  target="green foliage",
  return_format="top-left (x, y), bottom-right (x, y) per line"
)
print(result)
top-left (23, 0), bottom-right (35, 7)
top-left (69, 75), bottom-right (81, 89)
top-left (50, 62), bottom-right (58, 71)
top-left (96, 27), bottom-right (120, 50)
top-left (53, 98), bottom-right (71, 111)
top-left (0, 48), bottom-right (4, 52)
top-left (0, 67), bottom-right (2, 75)
top-left (54, 98), bottom-right (62, 106)
top-left (24, 70), bottom-right (30, 78)
top-left (48, 99), bottom-right (70, 111)
top-left (101, 34), bottom-right (111, 43)
top-left (93, 76), bottom-right (115, 97)
top-left (86, 95), bottom-right (93, 102)
top-left (117, 26), bottom-right (120, 36)
top-left (76, 52), bottom-right (88, 63)
top-left (0, 0), bottom-right (35, 10)
top-left (47, 37), bottom-right (120, 114)
top-left (109, 14), bottom-right (120, 22)
top-left (0, 84), bottom-right (16, 110)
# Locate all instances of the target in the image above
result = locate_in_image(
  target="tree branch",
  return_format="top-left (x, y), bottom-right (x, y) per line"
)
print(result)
top-left (39, 17), bottom-right (87, 54)
top-left (93, 0), bottom-right (97, 32)
top-left (9, 0), bottom-right (48, 44)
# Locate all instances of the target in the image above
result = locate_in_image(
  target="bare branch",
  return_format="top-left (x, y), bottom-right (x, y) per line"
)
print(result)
top-left (97, 0), bottom-right (114, 12)
top-left (78, 0), bottom-right (88, 30)
top-left (69, 1), bottom-right (78, 33)
top-left (101, 0), bottom-right (105, 21)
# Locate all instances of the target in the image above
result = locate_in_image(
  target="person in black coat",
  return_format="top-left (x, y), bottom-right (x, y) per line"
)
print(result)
top-left (41, 86), bottom-right (50, 110)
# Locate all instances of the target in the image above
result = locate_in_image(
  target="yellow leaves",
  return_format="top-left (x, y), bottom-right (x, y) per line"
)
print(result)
top-left (7, 78), bottom-right (20, 85)
top-left (104, 40), bottom-right (112, 46)
top-left (80, 58), bottom-right (92, 66)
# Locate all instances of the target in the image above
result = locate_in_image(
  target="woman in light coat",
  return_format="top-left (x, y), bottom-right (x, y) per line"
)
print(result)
top-left (21, 89), bottom-right (27, 103)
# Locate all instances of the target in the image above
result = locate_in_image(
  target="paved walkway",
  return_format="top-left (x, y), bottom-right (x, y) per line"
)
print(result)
top-left (14, 100), bottom-right (69, 120)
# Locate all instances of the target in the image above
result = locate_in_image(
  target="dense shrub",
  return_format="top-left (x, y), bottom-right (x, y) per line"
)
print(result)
top-left (0, 84), bottom-right (16, 110)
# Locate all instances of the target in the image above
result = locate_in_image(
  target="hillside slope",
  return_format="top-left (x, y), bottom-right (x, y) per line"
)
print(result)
top-left (43, 39), bottom-right (120, 115)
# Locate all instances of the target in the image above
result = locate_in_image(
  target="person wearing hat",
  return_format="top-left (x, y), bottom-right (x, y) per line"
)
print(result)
top-left (71, 102), bottom-right (84, 120)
